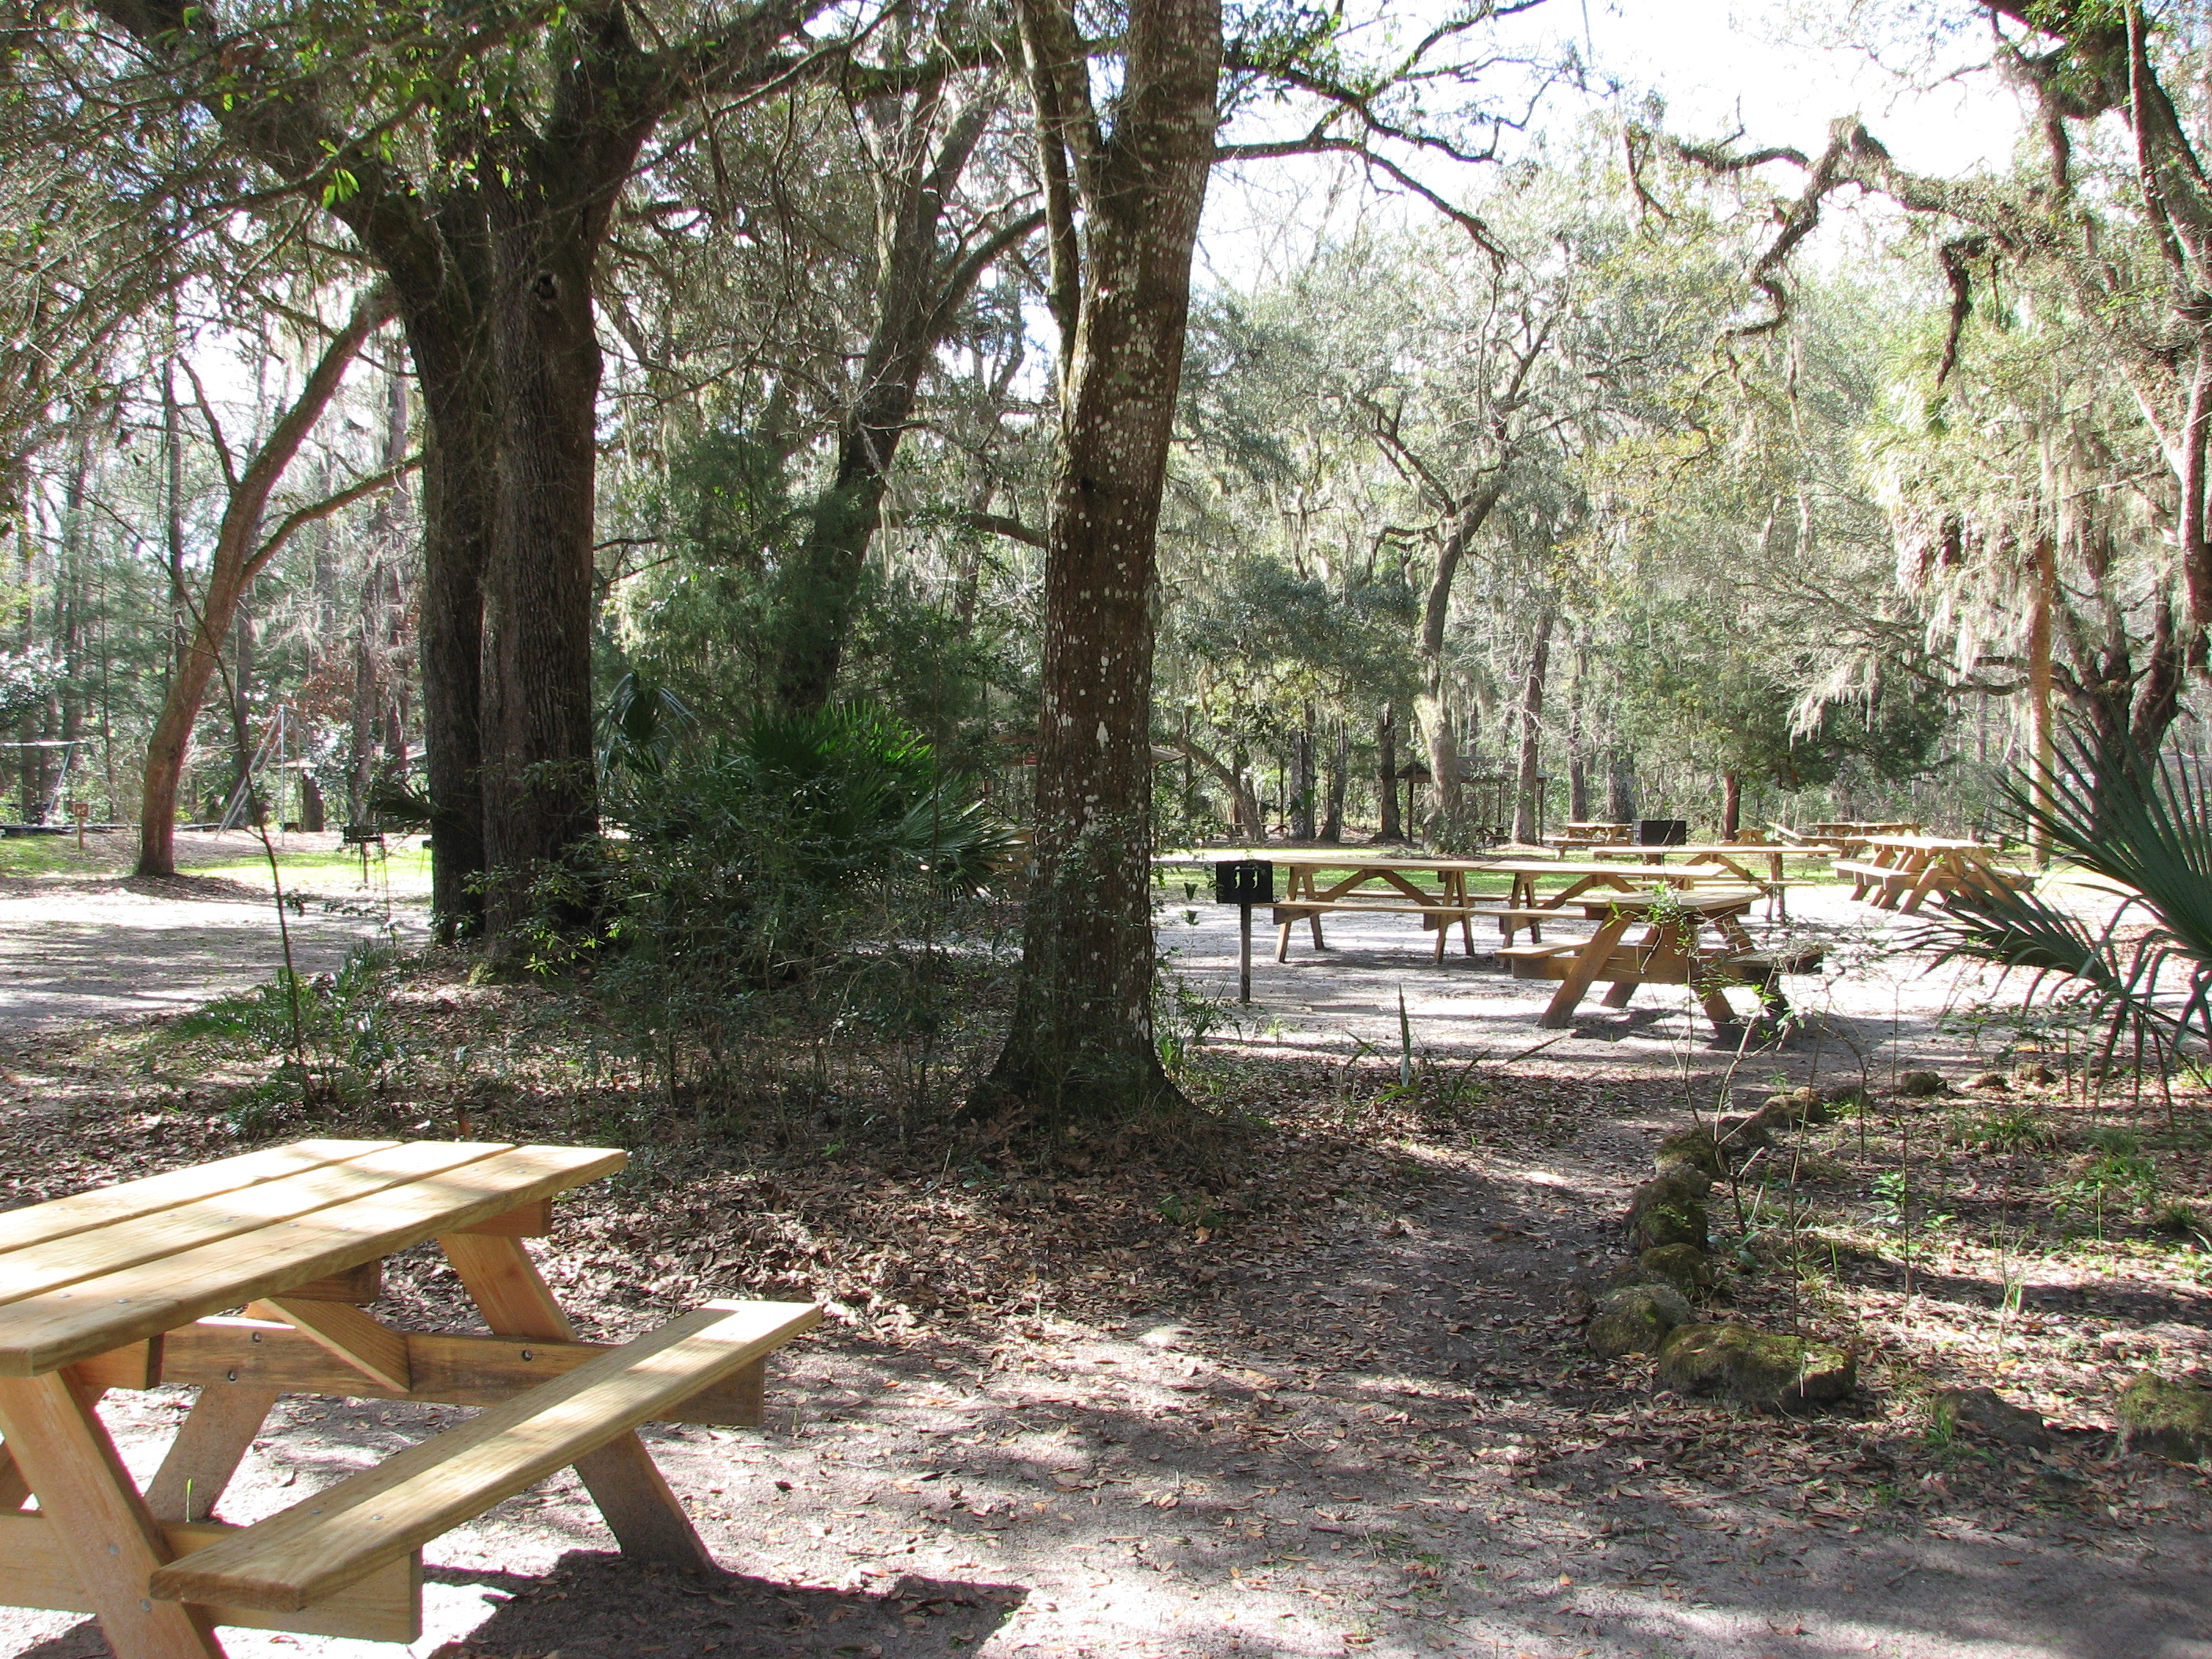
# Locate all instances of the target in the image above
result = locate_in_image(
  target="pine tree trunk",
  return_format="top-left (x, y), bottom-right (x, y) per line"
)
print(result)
top-left (1511, 608), bottom-right (1555, 844)
top-left (2027, 530), bottom-right (2056, 866)
top-left (1376, 705), bottom-right (1401, 841)
top-left (1722, 773), bottom-right (1741, 840)
top-left (1606, 749), bottom-right (1637, 824)
top-left (1320, 719), bottom-right (1347, 841)
top-left (1565, 636), bottom-right (1590, 821)
top-left (977, 0), bottom-right (1221, 1122)
top-left (1290, 703), bottom-right (1316, 839)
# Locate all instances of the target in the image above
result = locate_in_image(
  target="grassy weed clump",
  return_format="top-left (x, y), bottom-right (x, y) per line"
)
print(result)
top-left (167, 942), bottom-right (405, 1131)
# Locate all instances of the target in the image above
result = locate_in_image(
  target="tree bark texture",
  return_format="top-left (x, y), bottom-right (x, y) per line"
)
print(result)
top-left (137, 291), bottom-right (393, 877)
top-left (977, 0), bottom-right (1221, 1121)
top-left (1606, 749), bottom-right (1636, 824)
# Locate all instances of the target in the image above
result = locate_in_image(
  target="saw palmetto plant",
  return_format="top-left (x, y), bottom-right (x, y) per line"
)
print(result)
top-left (1925, 727), bottom-right (2212, 1064)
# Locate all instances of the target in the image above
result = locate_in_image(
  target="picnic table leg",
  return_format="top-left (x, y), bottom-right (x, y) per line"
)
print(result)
top-left (0, 1373), bottom-right (224, 1659)
top-left (440, 1232), bottom-right (717, 1575)
top-left (0, 1441), bottom-right (30, 1510)
top-left (145, 1385), bottom-right (280, 1523)
top-left (1540, 914), bottom-right (1634, 1027)
top-left (1275, 917), bottom-right (1293, 962)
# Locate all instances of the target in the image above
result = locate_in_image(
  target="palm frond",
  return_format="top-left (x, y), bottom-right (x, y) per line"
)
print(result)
top-left (1920, 725), bottom-right (2212, 1055)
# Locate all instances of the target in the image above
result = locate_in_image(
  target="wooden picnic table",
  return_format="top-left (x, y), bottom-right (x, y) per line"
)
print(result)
top-left (1833, 835), bottom-right (2024, 914)
top-left (1262, 851), bottom-right (1501, 962)
top-left (1496, 889), bottom-right (1820, 1031)
top-left (1466, 858), bottom-right (1751, 943)
top-left (1789, 819), bottom-right (1924, 852)
top-left (0, 1140), bottom-right (820, 1659)
top-left (1577, 841), bottom-right (1837, 919)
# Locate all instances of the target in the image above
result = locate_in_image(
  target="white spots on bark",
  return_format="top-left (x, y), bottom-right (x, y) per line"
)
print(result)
top-left (1097, 721), bottom-right (1108, 746)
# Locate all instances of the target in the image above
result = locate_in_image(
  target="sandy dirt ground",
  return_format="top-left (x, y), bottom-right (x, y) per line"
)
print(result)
top-left (2, 860), bottom-right (2207, 1659)
top-left (0, 830), bottom-right (424, 1038)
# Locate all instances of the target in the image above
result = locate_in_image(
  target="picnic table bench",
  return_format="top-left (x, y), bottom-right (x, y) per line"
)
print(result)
top-left (1494, 890), bottom-right (1823, 1031)
top-left (0, 1140), bottom-right (819, 1658)
top-left (1833, 835), bottom-right (2026, 914)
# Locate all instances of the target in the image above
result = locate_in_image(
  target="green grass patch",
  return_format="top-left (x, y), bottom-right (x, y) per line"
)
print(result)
top-left (180, 844), bottom-right (432, 884)
top-left (0, 831), bottom-right (123, 877)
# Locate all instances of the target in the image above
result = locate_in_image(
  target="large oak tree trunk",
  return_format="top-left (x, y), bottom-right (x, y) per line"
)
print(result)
top-left (976, 0), bottom-right (1221, 1122)
top-left (478, 178), bottom-right (607, 932)
top-left (403, 311), bottom-right (494, 936)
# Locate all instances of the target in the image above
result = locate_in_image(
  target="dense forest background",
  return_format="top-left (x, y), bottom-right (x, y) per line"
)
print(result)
top-left (4, 2), bottom-right (2206, 866)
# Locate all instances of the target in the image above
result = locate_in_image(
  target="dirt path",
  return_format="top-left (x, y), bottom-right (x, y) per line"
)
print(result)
top-left (0, 874), bottom-right (421, 1039)
top-left (4, 1093), bottom-right (2207, 1659)
top-left (2, 877), bottom-right (2206, 1658)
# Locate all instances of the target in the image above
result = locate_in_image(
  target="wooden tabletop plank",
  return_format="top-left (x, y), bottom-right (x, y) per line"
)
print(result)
top-left (0, 1143), bottom-right (514, 1312)
top-left (0, 1144), bottom-right (625, 1378)
top-left (0, 1141), bottom-right (397, 1260)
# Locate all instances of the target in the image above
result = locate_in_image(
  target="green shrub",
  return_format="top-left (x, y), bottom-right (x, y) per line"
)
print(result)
top-left (568, 701), bottom-right (1013, 997)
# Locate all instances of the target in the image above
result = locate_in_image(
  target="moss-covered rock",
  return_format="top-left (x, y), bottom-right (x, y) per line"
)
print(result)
top-left (1897, 1069), bottom-right (1947, 1098)
top-left (1639, 1243), bottom-right (1716, 1296)
top-left (2118, 1372), bottom-right (2212, 1462)
top-left (1824, 1082), bottom-right (1872, 1112)
top-left (1628, 1170), bottom-right (1710, 1252)
top-left (1654, 1126), bottom-right (1723, 1180)
top-left (1716, 1111), bottom-right (1774, 1154)
top-left (1935, 1386), bottom-right (2049, 1451)
top-left (2011, 1060), bottom-right (2056, 1087)
top-left (1587, 1284), bottom-right (1693, 1357)
top-left (1657, 1323), bottom-right (1856, 1408)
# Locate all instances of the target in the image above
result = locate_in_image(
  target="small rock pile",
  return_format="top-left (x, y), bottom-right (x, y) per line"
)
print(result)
top-left (1569, 1084), bottom-right (1858, 1410)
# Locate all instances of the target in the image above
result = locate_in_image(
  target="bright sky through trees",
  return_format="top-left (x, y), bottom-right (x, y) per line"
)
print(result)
top-left (1201, 0), bottom-right (2030, 285)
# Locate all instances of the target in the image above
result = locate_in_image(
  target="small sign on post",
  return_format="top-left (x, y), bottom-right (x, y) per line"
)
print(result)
top-left (1213, 859), bottom-right (1274, 1002)
top-left (69, 800), bottom-right (91, 851)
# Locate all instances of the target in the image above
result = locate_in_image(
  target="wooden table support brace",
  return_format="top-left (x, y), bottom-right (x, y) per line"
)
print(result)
top-left (255, 1299), bottom-right (412, 1393)
top-left (145, 1386), bottom-right (280, 1525)
top-left (438, 1232), bottom-right (716, 1574)
top-left (0, 1370), bottom-right (224, 1659)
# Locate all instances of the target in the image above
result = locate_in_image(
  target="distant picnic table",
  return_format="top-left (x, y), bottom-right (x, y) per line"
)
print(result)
top-left (1263, 851), bottom-right (1499, 962)
top-left (1833, 834), bottom-right (2026, 914)
top-left (1577, 840), bottom-right (1836, 920)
